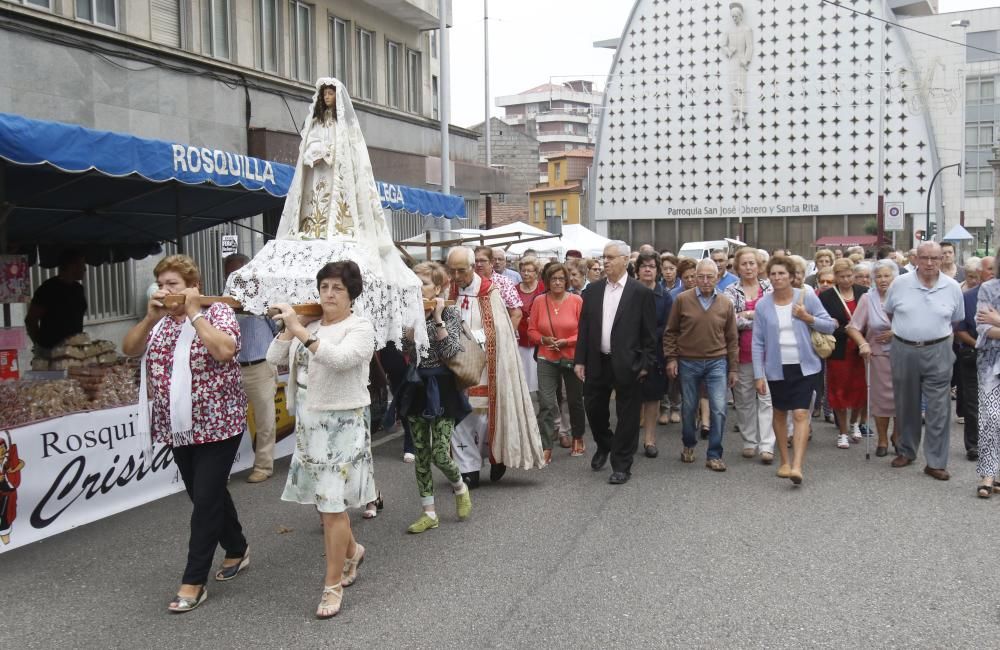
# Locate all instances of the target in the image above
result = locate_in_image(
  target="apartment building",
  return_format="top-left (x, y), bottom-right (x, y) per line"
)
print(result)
top-left (528, 150), bottom-right (592, 231)
top-left (495, 79), bottom-right (602, 183)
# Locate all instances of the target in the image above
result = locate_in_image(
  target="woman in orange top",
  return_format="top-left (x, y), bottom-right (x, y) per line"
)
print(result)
top-left (528, 263), bottom-right (586, 462)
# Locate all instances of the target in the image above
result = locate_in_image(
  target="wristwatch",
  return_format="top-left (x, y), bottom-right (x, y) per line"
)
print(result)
top-left (303, 334), bottom-right (319, 348)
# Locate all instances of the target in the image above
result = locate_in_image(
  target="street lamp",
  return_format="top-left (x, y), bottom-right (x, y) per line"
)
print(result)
top-left (927, 162), bottom-right (960, 242)
top-left (951, 19), bottom-right (970, 226)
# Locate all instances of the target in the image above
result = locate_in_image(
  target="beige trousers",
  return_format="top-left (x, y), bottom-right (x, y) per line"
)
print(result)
top-left (241, 361), bottom-right (277, 475)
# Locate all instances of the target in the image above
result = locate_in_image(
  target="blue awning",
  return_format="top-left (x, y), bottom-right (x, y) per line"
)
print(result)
top-left (377, 181), bottom-right (465, 219)
top-left (0, 112), bottom-right (465, 265)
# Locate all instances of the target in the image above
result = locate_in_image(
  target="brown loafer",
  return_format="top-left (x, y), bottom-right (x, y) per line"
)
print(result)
top-left (890, 455), bottom-right (913, 468)
top-left (681, 447), bottom-right (696, 463)
top-left (923, 466), bottom-right (950, 481)
top-left (559, 434), bottom-right (572, 449)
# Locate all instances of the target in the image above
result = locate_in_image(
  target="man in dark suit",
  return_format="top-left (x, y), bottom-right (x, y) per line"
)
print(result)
top-left (574, 241), bottom-right (657, 484)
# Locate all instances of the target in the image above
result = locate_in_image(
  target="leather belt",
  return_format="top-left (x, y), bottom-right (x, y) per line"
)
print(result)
top-left (239, 359), bottom-right (266, 367)
top-left (893, 334), bottom-right (951, 348)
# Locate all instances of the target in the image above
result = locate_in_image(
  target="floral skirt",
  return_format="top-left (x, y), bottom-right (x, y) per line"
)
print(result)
top-left (281, 388), bottom-right (376, 513)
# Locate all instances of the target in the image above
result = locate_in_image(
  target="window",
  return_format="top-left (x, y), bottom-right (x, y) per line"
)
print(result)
top-left (203, 0), bottom-right (230, 60)
top-left (21, 0), bottom-right (52, 9)
top-left (256, 0), bottom-right (279, 73)
top-left (544, 200), bottom-right (556, 217)
top-left (966, 76), bottom-right (997, 196)
top-left (289, 1), bottom-right (313, 82)
top-left (406, 49), bottom-right (422, 113)
top-left (386, 41), bottom-right (402, 108)
top-left (76, 0), bottom-right (116, 28)
top-left (534, 201), bottom-right (540, 223)
top-left (432, 75), bottom-right (440, 119)
top-left (554, 163), bottom-right (561, 182)
top-left (429, 30), bottom-right (438, 59)
top-left (968, 31), bottom-right (1000, 64)
top-left (497, 194), bottom-right (506, 204)
top-left (561, 199), bottom-right (568, 219)
top-left (150, 0), bottom-right (182, 47)
top-left (330, 17), bottom-right (350, 87)
top-left (356, 27), bottom-right (375, 100)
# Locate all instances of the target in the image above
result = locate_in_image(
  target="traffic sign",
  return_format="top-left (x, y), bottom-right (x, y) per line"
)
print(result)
top-left (885, 202), bottom-right (904, 231)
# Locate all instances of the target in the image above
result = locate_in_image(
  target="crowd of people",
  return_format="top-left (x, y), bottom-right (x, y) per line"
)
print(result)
top-left (123, 237), bottom-right (999, 620)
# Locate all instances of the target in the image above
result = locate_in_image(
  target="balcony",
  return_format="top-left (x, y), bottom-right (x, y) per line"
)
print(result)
top-left (535, 112), bottom-right (592, 124)
top-left (536, 133), bottom-right (591, 145)
top-left (359, 0), bottom-right (448, 30)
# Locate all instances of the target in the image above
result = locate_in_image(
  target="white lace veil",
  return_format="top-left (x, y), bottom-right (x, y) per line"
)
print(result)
top-left (276, 77), bottom-right (393, 255)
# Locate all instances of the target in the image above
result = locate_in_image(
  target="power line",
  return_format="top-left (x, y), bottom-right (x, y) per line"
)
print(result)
top-left (820, 0), bottom-right (1000, 56)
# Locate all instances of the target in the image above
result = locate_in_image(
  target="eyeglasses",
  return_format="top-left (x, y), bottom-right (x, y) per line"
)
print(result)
top-left (639, 264), bottom-right (657, 271)
top-left (549, 276), bottom-right (567, 283)
top-left (917, 255), bottom-right (942, 261)
top-left (695, 274), bottom-right (717, 280)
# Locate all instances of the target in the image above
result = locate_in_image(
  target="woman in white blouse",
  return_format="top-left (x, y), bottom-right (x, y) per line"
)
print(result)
top-left (268, 261), bottom-right (376, 619)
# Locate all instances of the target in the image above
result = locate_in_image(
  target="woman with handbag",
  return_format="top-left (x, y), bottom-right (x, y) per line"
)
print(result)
top-left (515, 256), bottom-right (546, 395)
top-left (636, 251), bottom-right (673, 457)
top-left (752, 257), bottom-right (837, 485)
top-left (398, 262), bottom-right (473, 534)
top-left (528, 263), bottom-right (586, 462)
top-left (819, 258), bottom-right (869, 449)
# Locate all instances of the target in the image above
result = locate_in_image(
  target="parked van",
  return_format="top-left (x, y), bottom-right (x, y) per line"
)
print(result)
top-left (676, 238), bottom-right (746, 260)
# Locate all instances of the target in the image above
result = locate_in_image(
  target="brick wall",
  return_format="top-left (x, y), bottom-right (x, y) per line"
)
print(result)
top-left (471, 118), bottom-right (540, 210)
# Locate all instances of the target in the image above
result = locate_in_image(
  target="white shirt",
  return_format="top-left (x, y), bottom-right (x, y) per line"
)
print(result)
top-left (600, 275), bottom-right (626, 354)
top-left (775, 303), bottom-right (800, 365)
top-left (884, 270), bottom-right (964, 341)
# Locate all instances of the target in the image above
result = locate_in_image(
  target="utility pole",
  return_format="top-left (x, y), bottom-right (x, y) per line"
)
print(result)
top-left (484, 0), bottom-right (491, 168)
top-left (439, 0), bottom-right (450, 195)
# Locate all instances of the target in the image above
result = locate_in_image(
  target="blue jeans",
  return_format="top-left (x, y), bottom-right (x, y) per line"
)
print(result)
top-left (679, 358), bottom-right (728, 460)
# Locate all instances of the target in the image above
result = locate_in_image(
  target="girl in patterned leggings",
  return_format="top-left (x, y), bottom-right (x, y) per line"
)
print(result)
top-left (400, 262), bottom-right (472, 533)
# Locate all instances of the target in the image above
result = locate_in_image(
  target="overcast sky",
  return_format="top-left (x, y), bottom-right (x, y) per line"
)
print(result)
top-left (448, 0), bottom-right (1000, 128)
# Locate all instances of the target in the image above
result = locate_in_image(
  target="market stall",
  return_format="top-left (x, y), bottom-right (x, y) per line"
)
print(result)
top-left (0, 112), bottom-right (467, 553)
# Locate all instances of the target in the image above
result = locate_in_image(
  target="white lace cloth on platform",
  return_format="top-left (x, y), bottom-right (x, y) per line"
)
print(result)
top-left (225, 239), bottom-right (427, 356)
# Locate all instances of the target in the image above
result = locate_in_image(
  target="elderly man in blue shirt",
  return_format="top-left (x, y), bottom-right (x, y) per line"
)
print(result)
top-left (954, 256), bottom-right (994, 461)
top-left (884, 242), bottom-right (965, 480)
top-left (225, 254), bottom-right (280, 483)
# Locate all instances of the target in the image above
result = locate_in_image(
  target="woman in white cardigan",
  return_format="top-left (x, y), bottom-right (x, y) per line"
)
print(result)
top-left (267, 260), bottom-right (376, 619)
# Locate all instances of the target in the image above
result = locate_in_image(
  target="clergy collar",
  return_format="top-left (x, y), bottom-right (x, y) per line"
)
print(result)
top-left (459, 272), bottom-right (482, 296)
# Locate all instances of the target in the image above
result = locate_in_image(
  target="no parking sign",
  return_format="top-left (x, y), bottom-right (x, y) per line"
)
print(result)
top-left (885, 202), bottom-right (904, 231)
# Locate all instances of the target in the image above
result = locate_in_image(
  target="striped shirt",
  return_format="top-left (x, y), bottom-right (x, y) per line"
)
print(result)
top-left (236, 313), bottom-right (278, 363)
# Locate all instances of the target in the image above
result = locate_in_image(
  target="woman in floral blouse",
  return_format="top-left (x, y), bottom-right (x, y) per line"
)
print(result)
top-left (122, 255), bottom-right (249, 614)
top-left (268, 261), bottom-right (376, 619)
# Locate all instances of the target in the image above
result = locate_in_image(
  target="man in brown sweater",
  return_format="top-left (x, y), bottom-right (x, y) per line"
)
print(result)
top-left (664, 259), bottom-right (739, 471)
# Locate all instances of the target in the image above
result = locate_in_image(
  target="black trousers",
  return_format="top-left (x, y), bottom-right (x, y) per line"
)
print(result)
top-left (379, 342), bottom-right (415, 453)
top-left (958, 346), bottom-right (980, 453)
top-left (584, 354), bottom-right (642, 474)
top-left (172, 433), bottom-right (247, 585)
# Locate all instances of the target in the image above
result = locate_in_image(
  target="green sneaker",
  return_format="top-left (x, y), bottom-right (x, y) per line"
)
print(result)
top-left (407, 513), bottom-right (439, 534)
top-left (455, 489), bottom-right (472, 521)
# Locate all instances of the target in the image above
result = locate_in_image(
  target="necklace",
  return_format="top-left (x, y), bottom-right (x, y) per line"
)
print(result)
top-left (550, 293), bottom-right (566, 315)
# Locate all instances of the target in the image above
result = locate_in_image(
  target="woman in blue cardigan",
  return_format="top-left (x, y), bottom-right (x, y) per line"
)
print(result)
top-left (752, 257), bottom-right (837, 485)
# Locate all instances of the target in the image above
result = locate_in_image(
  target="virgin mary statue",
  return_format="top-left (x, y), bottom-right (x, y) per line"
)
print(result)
top-left (226, 77), bottom-right (427, 353)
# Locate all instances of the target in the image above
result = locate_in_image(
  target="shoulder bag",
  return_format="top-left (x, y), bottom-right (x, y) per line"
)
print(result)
top-left (800, 289), bottom-right (836, 359)
top-left (444, 316), bottom-right (487, 390)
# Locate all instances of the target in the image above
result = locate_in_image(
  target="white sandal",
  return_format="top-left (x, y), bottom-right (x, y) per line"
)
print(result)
top-left (316, 584), bottom-right (343, 619)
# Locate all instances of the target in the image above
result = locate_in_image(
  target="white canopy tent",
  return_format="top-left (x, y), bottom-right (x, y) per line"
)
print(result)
top-left (506, 224), bottom-right (611, 260)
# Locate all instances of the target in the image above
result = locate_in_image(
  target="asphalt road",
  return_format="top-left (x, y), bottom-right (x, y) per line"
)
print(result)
top-left (3, 411), bottom-right (999, 649)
